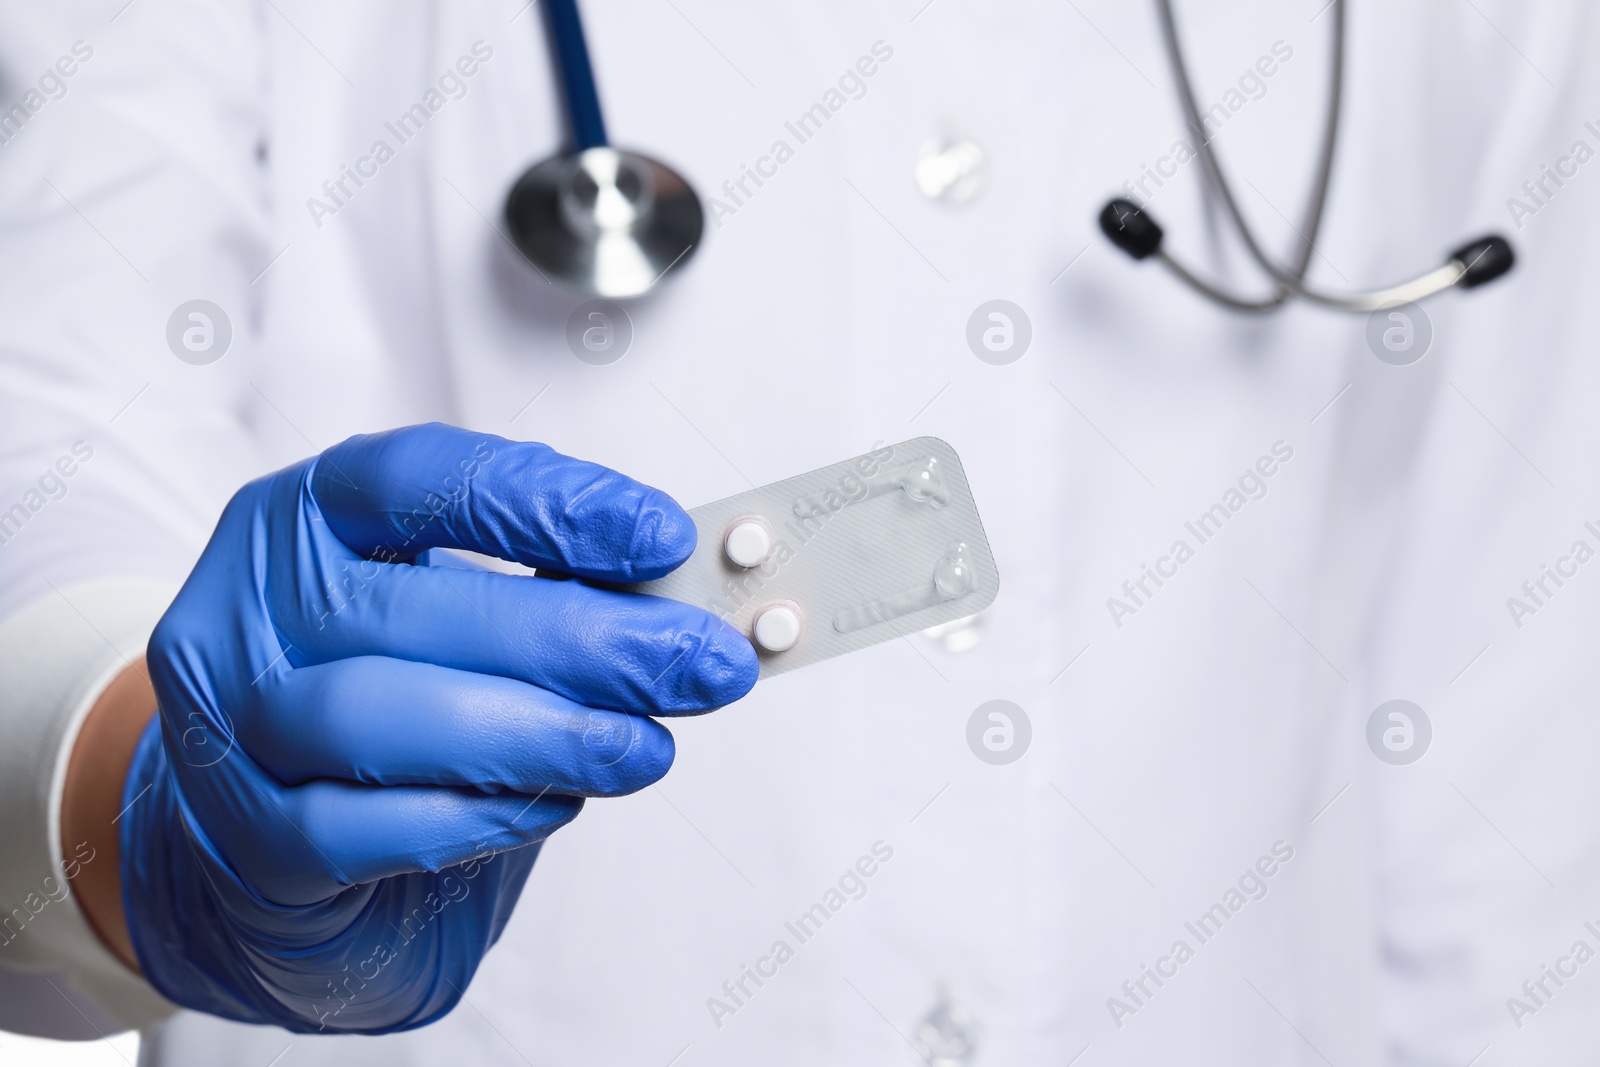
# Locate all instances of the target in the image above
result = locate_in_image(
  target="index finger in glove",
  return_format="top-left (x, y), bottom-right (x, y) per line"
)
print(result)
top-left (310, 423), bottom-right (696, 583)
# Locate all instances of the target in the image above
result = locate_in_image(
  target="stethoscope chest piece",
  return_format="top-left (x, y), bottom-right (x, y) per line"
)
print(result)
top-left (506, 146), bottom-right (703, 299)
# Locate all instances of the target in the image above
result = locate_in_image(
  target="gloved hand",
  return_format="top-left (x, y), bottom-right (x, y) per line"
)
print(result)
top-left (122, 423), bottom-right (757, 1033)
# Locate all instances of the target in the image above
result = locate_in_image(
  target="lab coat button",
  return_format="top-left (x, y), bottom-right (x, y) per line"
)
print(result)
top-left (915, 136), bottom-right (986, 204)
top-left (912, 986), bottom-right (983, 1065)
top-left (923, 613), bottom-right (983, 653)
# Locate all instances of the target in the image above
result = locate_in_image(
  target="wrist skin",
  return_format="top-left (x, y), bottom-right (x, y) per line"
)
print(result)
top-left (60, 659), bottom-right (157, 974)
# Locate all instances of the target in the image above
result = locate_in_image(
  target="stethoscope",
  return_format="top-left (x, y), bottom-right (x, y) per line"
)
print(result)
top-left (504, 0), bottom-right (703, 298)
top-left (1099, 0), bottom-right (1514, 313)
top-left (507, 0), bottom-right (1517, 311)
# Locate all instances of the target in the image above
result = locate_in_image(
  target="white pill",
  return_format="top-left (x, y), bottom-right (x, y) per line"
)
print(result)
top-left (723, 519), bottom-right (773, 568)
top-left (752, 603), bottom-right (802, 653)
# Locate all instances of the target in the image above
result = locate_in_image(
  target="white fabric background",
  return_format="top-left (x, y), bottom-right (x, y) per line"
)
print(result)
top-left (0, 1), bottom-right (1593, 1064)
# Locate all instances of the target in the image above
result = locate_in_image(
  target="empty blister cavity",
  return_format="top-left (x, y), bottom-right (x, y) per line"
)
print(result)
top-left (897, 455), bottom-right (951, 506)
top-left (629, 437), bottom-right (999, 677)
top-left (833, 543), bottom-right (975, 633)
top-left (791, 454), bottom-right (950, 517)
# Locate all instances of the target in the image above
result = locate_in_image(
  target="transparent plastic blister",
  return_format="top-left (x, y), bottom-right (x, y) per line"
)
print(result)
top-left (632, 437), bottom-right (999, 676)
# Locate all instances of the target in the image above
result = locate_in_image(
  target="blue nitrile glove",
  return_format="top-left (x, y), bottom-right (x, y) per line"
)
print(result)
top-left (122, 423), bottom-right (757, 1033)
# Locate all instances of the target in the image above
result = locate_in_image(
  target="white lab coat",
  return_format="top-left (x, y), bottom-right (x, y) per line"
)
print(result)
top-left (0, 1), bottom-right (1595, 1064)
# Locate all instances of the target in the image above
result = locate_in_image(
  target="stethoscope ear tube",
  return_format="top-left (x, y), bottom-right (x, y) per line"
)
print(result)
top-left (1100, 0), bottom-right (1516, 315)
top-left (1101, 193), bottom-right (1517, 313)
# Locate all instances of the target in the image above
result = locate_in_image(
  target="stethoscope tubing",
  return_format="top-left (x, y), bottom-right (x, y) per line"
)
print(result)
top-left (1110, 0), bottom-right (1509, 314)
top-left (1155, 0), bottom-right (1342, 311)
top-left (526, 0), bottom-right (1509, 307)
top-left (544, 0), bottom-right (609, 150)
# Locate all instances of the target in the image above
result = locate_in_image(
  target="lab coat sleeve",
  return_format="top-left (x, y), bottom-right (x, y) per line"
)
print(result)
top-left (0, 0), bottom-right (272, 1035)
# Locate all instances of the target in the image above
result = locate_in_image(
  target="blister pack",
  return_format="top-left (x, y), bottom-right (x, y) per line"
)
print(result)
top-left (632, 437), bottom-right (999, 677)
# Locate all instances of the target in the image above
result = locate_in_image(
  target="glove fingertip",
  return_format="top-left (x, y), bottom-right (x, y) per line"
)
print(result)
top-left (613, 719), bottom-right (676, 793)
top-left (700, 621), bottom-right (761, 705)
top-left (625, 491), bottom-right (699, 580)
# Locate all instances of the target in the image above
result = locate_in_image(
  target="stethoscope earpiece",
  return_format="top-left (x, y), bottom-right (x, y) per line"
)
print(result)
top-left (504, 0), bottom-right (702, 299)
top-left (1450, 236), bottom-right (1515, 289)
top-left (1099, 198), bottom-right (1164, 262)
